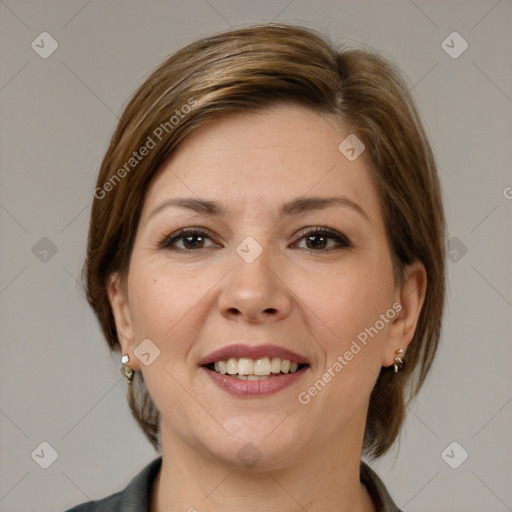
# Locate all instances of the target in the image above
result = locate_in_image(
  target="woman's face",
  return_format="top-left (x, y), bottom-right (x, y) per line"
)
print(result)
top-left (110, 103), bottom-right (419, 469)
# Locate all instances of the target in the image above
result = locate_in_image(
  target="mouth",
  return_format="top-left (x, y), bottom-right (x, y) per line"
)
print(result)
top-left (203, 357), bottom-right (308, 380)
top-left (199, 344), bottom-right (310, 397)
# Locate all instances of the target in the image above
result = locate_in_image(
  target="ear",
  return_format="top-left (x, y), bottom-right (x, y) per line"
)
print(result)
top-left (107, 272), bottom-right (141, 371)
top-left (383, 261), bottom-right (427, 367)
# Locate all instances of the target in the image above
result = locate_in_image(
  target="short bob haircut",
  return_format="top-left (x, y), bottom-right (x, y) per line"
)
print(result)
top-left (83, 23), bottom-right (446, 460)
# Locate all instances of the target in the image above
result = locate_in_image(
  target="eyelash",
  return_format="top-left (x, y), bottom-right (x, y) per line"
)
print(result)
top-left (159, 226), bottom-right (352, 254)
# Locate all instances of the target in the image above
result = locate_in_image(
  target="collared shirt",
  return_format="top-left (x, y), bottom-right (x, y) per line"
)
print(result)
top-left (64, 457), bottom-right (403, 511)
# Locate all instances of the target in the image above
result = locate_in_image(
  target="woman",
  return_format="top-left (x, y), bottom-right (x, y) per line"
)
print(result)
top-left (68, 23), bottom-right (446, 512)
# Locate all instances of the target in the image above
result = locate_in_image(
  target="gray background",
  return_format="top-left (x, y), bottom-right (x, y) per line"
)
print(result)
top-left (1, 1), bottom-right (511, 511)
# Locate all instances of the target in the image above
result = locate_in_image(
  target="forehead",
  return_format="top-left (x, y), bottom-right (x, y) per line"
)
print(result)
top-left (140, 103), bottom-right (380, 222)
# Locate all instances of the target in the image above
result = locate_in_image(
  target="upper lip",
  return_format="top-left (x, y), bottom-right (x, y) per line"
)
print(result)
top-left (199, 344), bottom-right (309, 366)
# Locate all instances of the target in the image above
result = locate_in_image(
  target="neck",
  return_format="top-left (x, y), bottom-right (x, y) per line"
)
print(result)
top-left (152, 413), bottom-right (375, 512)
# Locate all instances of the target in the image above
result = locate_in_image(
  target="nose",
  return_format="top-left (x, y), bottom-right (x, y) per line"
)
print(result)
top-left (217, 243), bottom-right (292, 324)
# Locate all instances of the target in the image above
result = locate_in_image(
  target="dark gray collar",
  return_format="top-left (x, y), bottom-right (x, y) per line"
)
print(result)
top-left (360, 460), bottom-right (404, 511)
top-left (68, 456), bottom-right (403, 511)
top-left (117, 456), bottom-right (162, 511)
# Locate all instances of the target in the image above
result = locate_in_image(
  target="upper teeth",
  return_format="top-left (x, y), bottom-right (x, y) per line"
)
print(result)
top-left (214, 357), bottom-right (299, 376)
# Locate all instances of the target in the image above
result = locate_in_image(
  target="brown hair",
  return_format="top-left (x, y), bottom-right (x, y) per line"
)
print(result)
top-left (82, 23), bottom-right (446, 459)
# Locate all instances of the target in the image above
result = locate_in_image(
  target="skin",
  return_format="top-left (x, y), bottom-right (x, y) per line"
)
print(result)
top-left (108, 102), bottom-right (426, 512)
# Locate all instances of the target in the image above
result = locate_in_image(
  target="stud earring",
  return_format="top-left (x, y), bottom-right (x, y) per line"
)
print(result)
top-left (393, 348), bottom-right (405, 373)
top-left (121, 354), bottom-right (134, 382)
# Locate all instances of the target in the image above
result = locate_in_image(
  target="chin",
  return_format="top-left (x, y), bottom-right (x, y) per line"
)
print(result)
top-left (195, 418), bottom-right (306, 471)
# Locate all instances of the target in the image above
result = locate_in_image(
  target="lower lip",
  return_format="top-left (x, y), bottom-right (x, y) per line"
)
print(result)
top-left (201, 366), bottom-right (309, 397)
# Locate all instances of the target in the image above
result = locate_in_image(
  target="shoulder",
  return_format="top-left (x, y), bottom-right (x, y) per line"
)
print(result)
top-left (63, 490), bottom-right (123, 511)
top-left (62, 457), bottom-right (162, 512)
top-left (360, 460), bottom-right (404, 512)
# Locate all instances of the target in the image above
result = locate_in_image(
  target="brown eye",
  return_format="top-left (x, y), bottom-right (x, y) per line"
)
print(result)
top-left (294, 227), bottom-right (351, 253)
top-left (160, 229), bottom-right (217, 251)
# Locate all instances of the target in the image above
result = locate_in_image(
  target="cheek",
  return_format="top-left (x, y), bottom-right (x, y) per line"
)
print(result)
top-left (126, 267), bottom-right (208, 421)
top-left (299, 271), bottom-right (394, 432)
top-left (127, 262), bottom-right (210, 342)
top-left (301, 257), bottom-right (395, 354)
top-left (310, 262), bottom-right (395, 412)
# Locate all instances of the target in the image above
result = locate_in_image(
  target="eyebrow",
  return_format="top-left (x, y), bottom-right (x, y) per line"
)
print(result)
top-left (148, 196), bottom-right (370, 223)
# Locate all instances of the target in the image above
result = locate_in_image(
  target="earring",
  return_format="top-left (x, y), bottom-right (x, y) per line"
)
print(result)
top-left (121, 354), bottom-right (134, 382)
top-left (393, 348), bottom-right (405, 373)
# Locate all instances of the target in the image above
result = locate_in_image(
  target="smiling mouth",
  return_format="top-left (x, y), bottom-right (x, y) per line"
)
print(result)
top-left (203, 356), bottom-right (308, 380)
